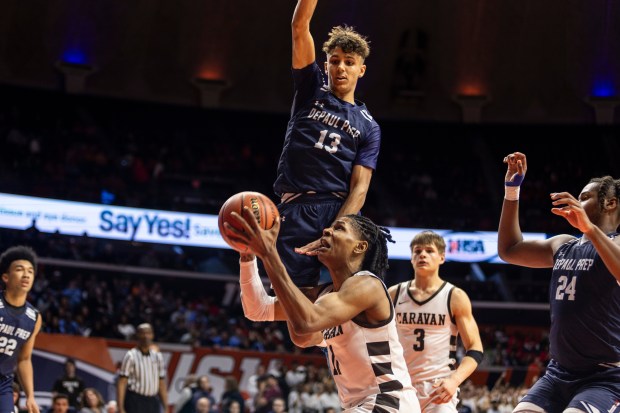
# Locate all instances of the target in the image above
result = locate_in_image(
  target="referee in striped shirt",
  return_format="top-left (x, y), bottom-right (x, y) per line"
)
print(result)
top-left (117, 323), bottom-right (168, 413)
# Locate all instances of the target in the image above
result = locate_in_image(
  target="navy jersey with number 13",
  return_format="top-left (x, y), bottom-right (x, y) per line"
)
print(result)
top-left (273, 62), bottom-right (381, 196)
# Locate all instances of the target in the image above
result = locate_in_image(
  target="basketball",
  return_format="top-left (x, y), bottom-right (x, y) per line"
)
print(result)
top-left (218, 191), bottom-right (279, 253)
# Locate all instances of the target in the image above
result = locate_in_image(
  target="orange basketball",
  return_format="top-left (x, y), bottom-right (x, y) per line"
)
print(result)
top-left (218, 191), bottom-right (279, 253)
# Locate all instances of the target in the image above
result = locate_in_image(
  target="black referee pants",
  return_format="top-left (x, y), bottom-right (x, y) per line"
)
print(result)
top-left (125, 390), bottom-right (161, 413)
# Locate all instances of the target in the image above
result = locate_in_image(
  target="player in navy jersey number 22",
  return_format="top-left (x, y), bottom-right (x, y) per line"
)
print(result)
top-left (0, 246), bottom-right (42, 413)
top-left (498, 152), bottom-right (620, 413)
top-left (273, 0), bottom-right (381, 289)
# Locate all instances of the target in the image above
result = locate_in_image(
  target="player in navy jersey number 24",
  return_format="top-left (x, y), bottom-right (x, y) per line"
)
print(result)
top-left (0, 246), bottom-right (42, 413)
top-left (498, 152), bottom-right (620, 413)
top-left (273, 0), bottom-right (381, 289)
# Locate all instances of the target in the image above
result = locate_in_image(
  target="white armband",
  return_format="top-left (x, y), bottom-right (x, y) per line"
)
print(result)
top-left (504, 185), bottom-right (520, 201)
top-left (240, 258), bottom-right (275, 321)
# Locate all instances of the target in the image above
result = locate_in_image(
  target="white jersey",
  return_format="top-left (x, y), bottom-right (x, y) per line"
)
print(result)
top-left (320, 271), bottom-right (418, 412)
top-left (393, 280), bottom-right (458, 383)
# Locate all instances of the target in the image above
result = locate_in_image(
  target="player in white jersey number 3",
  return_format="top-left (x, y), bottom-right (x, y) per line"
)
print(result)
top-left (389, 231), bottom-right (483, 413)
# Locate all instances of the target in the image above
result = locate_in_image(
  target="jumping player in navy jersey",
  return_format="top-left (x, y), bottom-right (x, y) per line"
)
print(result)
top-left (498, 152), bottom-right (620, 413)
top-left (0, 246), bottom-right (42, 413)
top-left (273, 0), bottom-right (381, 288)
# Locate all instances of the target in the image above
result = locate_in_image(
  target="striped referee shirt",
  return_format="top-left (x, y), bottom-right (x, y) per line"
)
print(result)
top-left (119, 347), bottom-right (166, 397)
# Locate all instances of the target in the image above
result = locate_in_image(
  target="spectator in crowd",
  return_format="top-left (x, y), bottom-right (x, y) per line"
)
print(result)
top-left (299, 382), bottom-right (320, 413)
top-left (247, 365), bottom-right (266, 402)
top-left (268, 397), bottom-right (286, 413)
top-left (284, 362), bottom-right (306, 390)
top-left (194, 397), bottom-right (211, 413)
top-left (227, 400), bottom-right (241, 413)
top-left (258, 375), bottom-right (283, 409)
top-left (46, 394), bottom-right (72, 413)
top-left (52, 359), bottom-right (86, 410)
top-left (79, 388), bottom-right (106, 413)
top-left (104, 401), bottom-right (117, 413)
top-left (219, 376), bottom-right (244, 413)
top-left (318, 380), bottom-right (340, 412)
top-left (190, 376), bottom-right (216, 412)
top-left (174, 375), bottom-right (197, 413)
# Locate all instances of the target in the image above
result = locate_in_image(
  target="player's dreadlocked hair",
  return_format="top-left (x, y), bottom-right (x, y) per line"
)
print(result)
top-left (589, 176), bottom-right (619, 212)
top-left (322, 25), bottom-right (370, 60)
top-left (345, 214), bottom-right (394, 280)
top-left (0, 245), bottom-right (37, 275)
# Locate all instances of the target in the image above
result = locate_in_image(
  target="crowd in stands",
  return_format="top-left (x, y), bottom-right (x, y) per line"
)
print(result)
top-left (25, 359), bottom-right (537, 413)
top-left (2, 85), bottom-right (619, 233)
top-left (167, 358), bottom-right (540, 413)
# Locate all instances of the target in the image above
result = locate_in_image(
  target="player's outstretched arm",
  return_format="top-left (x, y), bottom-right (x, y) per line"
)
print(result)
top-left (239, 256), bottom-right (323, 346)
top-left (582, 226), bottom-right (620, 281)
top-left (239, 253), bottom-right (288, 322)
top-left (229, 207), bottom-right (383, 334)
top-left (498, 152), bottom-right (566, 268)
top-left (286, 320), bottom-right (323, 348)
top-left (295, 165), bottom-right (373, 256)
top-left (431, 288), bottom-right (482, 405)
top-left (292, 0), bottom-right (317, 69)
top-left (338, 165), bottom-right (373, 217)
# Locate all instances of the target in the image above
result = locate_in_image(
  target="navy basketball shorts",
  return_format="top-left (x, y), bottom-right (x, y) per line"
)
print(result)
top-left (519, 359), bottom-right (620, 413)
top-left (276, 194), bottom-right (343, 288)
top-left (0, 375), bottom-right (14, 413)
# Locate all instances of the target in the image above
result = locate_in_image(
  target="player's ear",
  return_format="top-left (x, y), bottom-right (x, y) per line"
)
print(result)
top-left (1, 273), bottom-right (8, 284)
top-left (354, 240), bottom-right (368, 254)
top-left (439, 253), bottom-right (446, 265)
top-left (359, 64), bottom-right (366, 78)
top-left (604, 196), bottom-right (618, 211)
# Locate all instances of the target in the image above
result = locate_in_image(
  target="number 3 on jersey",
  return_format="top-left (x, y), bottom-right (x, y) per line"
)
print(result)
top-left (555, 275), bottom-right (576, 301)
top-left (314, 129), bottom-right (341, 154)
top-left (413, 328), bottom-right (425, 351)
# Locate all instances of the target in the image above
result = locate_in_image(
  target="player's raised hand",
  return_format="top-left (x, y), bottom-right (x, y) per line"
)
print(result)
top-left (503, 152), bottom-right (527, 184)
top-left (550, 192), bottom-right (595, 234)
top-left (226, 207), bottom-right (281, 259)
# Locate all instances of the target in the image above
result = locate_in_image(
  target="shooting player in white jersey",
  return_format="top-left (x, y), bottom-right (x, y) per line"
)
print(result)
top-left (225, 211), bottom-right (420, 413)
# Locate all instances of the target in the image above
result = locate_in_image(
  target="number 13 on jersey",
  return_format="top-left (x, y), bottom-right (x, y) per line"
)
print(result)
top-left (314, 129), bottom-right (341, 154)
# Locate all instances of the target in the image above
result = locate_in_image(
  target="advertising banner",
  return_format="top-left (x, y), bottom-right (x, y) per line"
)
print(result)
top-left (0, 193), bottom-right (547, 263)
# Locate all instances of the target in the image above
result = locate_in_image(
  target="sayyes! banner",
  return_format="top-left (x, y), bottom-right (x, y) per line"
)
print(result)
top-left (0, 193), bottom-right (546, 263)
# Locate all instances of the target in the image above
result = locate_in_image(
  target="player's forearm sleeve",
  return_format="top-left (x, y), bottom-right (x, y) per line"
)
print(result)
top-left (240, 258), bottom-right (275, 321)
